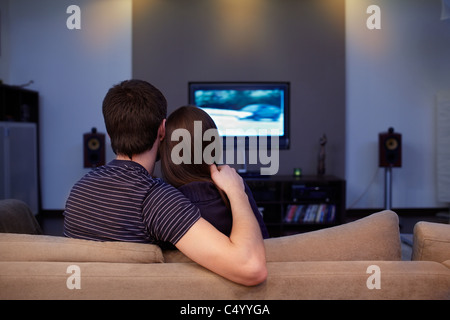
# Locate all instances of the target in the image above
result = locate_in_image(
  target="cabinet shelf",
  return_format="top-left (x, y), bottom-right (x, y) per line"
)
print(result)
top-left (245, 175), bottom-right (346, 237)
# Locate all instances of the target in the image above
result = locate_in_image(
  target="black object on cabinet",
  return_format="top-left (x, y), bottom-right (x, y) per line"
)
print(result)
top-left (0, 84), bottom-right (39, 123)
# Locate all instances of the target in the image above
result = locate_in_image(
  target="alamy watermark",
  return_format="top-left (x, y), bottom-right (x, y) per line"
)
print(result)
top-left (366, 264), bottom-right (381, 290)
top-left (66, 5), bottom-right (81, 30)
top-left (66, 265), bottom-right (81, 290)
top-left (367, 5), bottom-right (381, 30)
top-left (170, 121), bottom-right (280, 175)
top-left (65, 4), bottom-right (381, 31)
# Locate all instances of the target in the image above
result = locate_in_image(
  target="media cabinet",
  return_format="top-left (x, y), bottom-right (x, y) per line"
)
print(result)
top-left (244, 175), bottom-right (346, 237)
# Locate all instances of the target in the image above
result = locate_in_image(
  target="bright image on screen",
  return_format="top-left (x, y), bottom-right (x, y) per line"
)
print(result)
top-left (193, 89), bottom-right (285, 137)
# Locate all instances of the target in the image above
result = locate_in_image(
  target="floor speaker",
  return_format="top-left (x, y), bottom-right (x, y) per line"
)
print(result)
top-left (379, 127), bottom-right (402, 167)
top-left (83, 128), bottom-right (105, 168)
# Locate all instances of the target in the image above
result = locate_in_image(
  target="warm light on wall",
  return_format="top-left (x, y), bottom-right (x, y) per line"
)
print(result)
top-left (316, 0), bottom-right (346, 26)
top-left (81, 0), bottom-right (132, 54)
top-left (214, 0), bottom-right (266, 55)
top-left (132, 0), bottom-right (159, 25)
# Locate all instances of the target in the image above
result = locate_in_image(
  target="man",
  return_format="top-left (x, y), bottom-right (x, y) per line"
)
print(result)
top-left (63, 80), bottom-right (267, 286)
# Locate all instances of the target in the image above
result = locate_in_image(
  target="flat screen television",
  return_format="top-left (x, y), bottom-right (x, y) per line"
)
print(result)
top-left (188, 82), bottom-right (290, 150)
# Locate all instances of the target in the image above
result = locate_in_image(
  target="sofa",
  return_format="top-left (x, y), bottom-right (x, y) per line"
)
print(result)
top-left (0, 199), bottom-right (449, 300)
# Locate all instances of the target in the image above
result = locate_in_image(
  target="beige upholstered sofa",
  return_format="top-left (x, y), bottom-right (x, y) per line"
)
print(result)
top-left (0, 199), bottom-right (449, 300)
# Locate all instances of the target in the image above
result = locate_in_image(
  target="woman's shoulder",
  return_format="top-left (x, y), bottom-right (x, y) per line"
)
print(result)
top-left (177, 181), bottom-right (220, 202)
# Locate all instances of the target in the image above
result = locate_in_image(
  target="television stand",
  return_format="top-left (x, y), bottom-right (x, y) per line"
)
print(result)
top-left (239, 170), bottom-right (264, 178)
top-left (244, 175), bottom-right (346, 237)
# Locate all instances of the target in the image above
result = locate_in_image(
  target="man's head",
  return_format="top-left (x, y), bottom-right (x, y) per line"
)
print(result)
top-left (102, 80), bottom-right (167, 158)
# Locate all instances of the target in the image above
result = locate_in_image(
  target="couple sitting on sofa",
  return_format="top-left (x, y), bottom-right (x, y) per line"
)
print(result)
top-left (63, 80), bottom-right (269, 287)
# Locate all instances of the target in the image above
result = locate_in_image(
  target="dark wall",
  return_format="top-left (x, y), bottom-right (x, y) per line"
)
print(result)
top-left (132, 0), bottom-right (346, 178)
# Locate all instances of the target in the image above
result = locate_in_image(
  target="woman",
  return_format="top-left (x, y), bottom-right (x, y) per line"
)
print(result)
top-left (160, 105), bottom-right (269, 238)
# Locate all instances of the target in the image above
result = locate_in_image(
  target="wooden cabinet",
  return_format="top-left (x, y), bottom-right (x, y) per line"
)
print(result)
top-left (245, 175), bottom-right (346, 237)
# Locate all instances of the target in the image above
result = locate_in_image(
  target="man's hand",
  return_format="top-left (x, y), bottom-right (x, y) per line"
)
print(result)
top-left (209, 164), bottom-right (244, 196)
top-left (176, 164), bottom-right (267, 286)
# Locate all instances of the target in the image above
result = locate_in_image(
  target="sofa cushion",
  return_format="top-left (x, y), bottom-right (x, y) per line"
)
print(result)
top-left (0, 233), bottom-right (164, 263)
top-left (263, 210), bottom-right (402, 262)
top-left (412, 221), bottom-right (450, 263)
top-left (163, 210), bottom-right (402, 263)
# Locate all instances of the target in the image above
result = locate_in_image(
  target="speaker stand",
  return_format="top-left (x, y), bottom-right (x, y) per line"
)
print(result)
top-left (384, 166), bottom-right (392, 210)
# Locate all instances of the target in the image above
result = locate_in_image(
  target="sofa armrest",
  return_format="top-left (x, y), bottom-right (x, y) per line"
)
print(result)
top-left (412, 221), bottom-right (450, 263)
top-left (0, 199), bottom-right (42, 235)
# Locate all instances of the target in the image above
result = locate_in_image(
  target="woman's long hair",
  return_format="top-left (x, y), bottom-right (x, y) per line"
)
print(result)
top-left (160, 106), bottom-right (229, 208)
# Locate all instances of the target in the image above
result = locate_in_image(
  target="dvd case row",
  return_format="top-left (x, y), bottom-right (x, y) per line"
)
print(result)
top-left (284, 204), bottom-right (336, 223)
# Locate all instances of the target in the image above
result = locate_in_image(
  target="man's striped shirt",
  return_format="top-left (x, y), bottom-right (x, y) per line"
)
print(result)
top-left (63, 160), bottom-right (201, 245)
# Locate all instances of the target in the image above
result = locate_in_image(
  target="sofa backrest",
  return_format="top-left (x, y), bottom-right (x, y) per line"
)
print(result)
top-left (263, 210), bottom-right (402, 262)
top-left (0, 233), bottom-right (164, 263)
top-left (0, 210), bottom-right (403, 264)
top-left (164, 210), bottom-right (403, 263)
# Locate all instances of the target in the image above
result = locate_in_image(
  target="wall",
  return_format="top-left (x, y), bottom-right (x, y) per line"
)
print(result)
top-left (132, 0), bottom-right (346, 180)
top-left (346, 0), bottom-right (450, 209)
top-left (6, 0), bottom-right (446, 211)
top-left (1, 0), bottom-right (132, 209)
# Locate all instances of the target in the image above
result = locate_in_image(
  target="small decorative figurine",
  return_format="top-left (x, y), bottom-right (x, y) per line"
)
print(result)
top-left (318, 134), bottom-right (327, 176)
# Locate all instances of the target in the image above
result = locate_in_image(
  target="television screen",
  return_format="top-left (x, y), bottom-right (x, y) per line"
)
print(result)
top-left (188, 82), bottom-right (290, 149)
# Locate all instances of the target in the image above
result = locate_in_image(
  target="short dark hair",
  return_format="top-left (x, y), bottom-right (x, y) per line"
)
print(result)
top-left (102, 80), bottom-right (167, 158)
